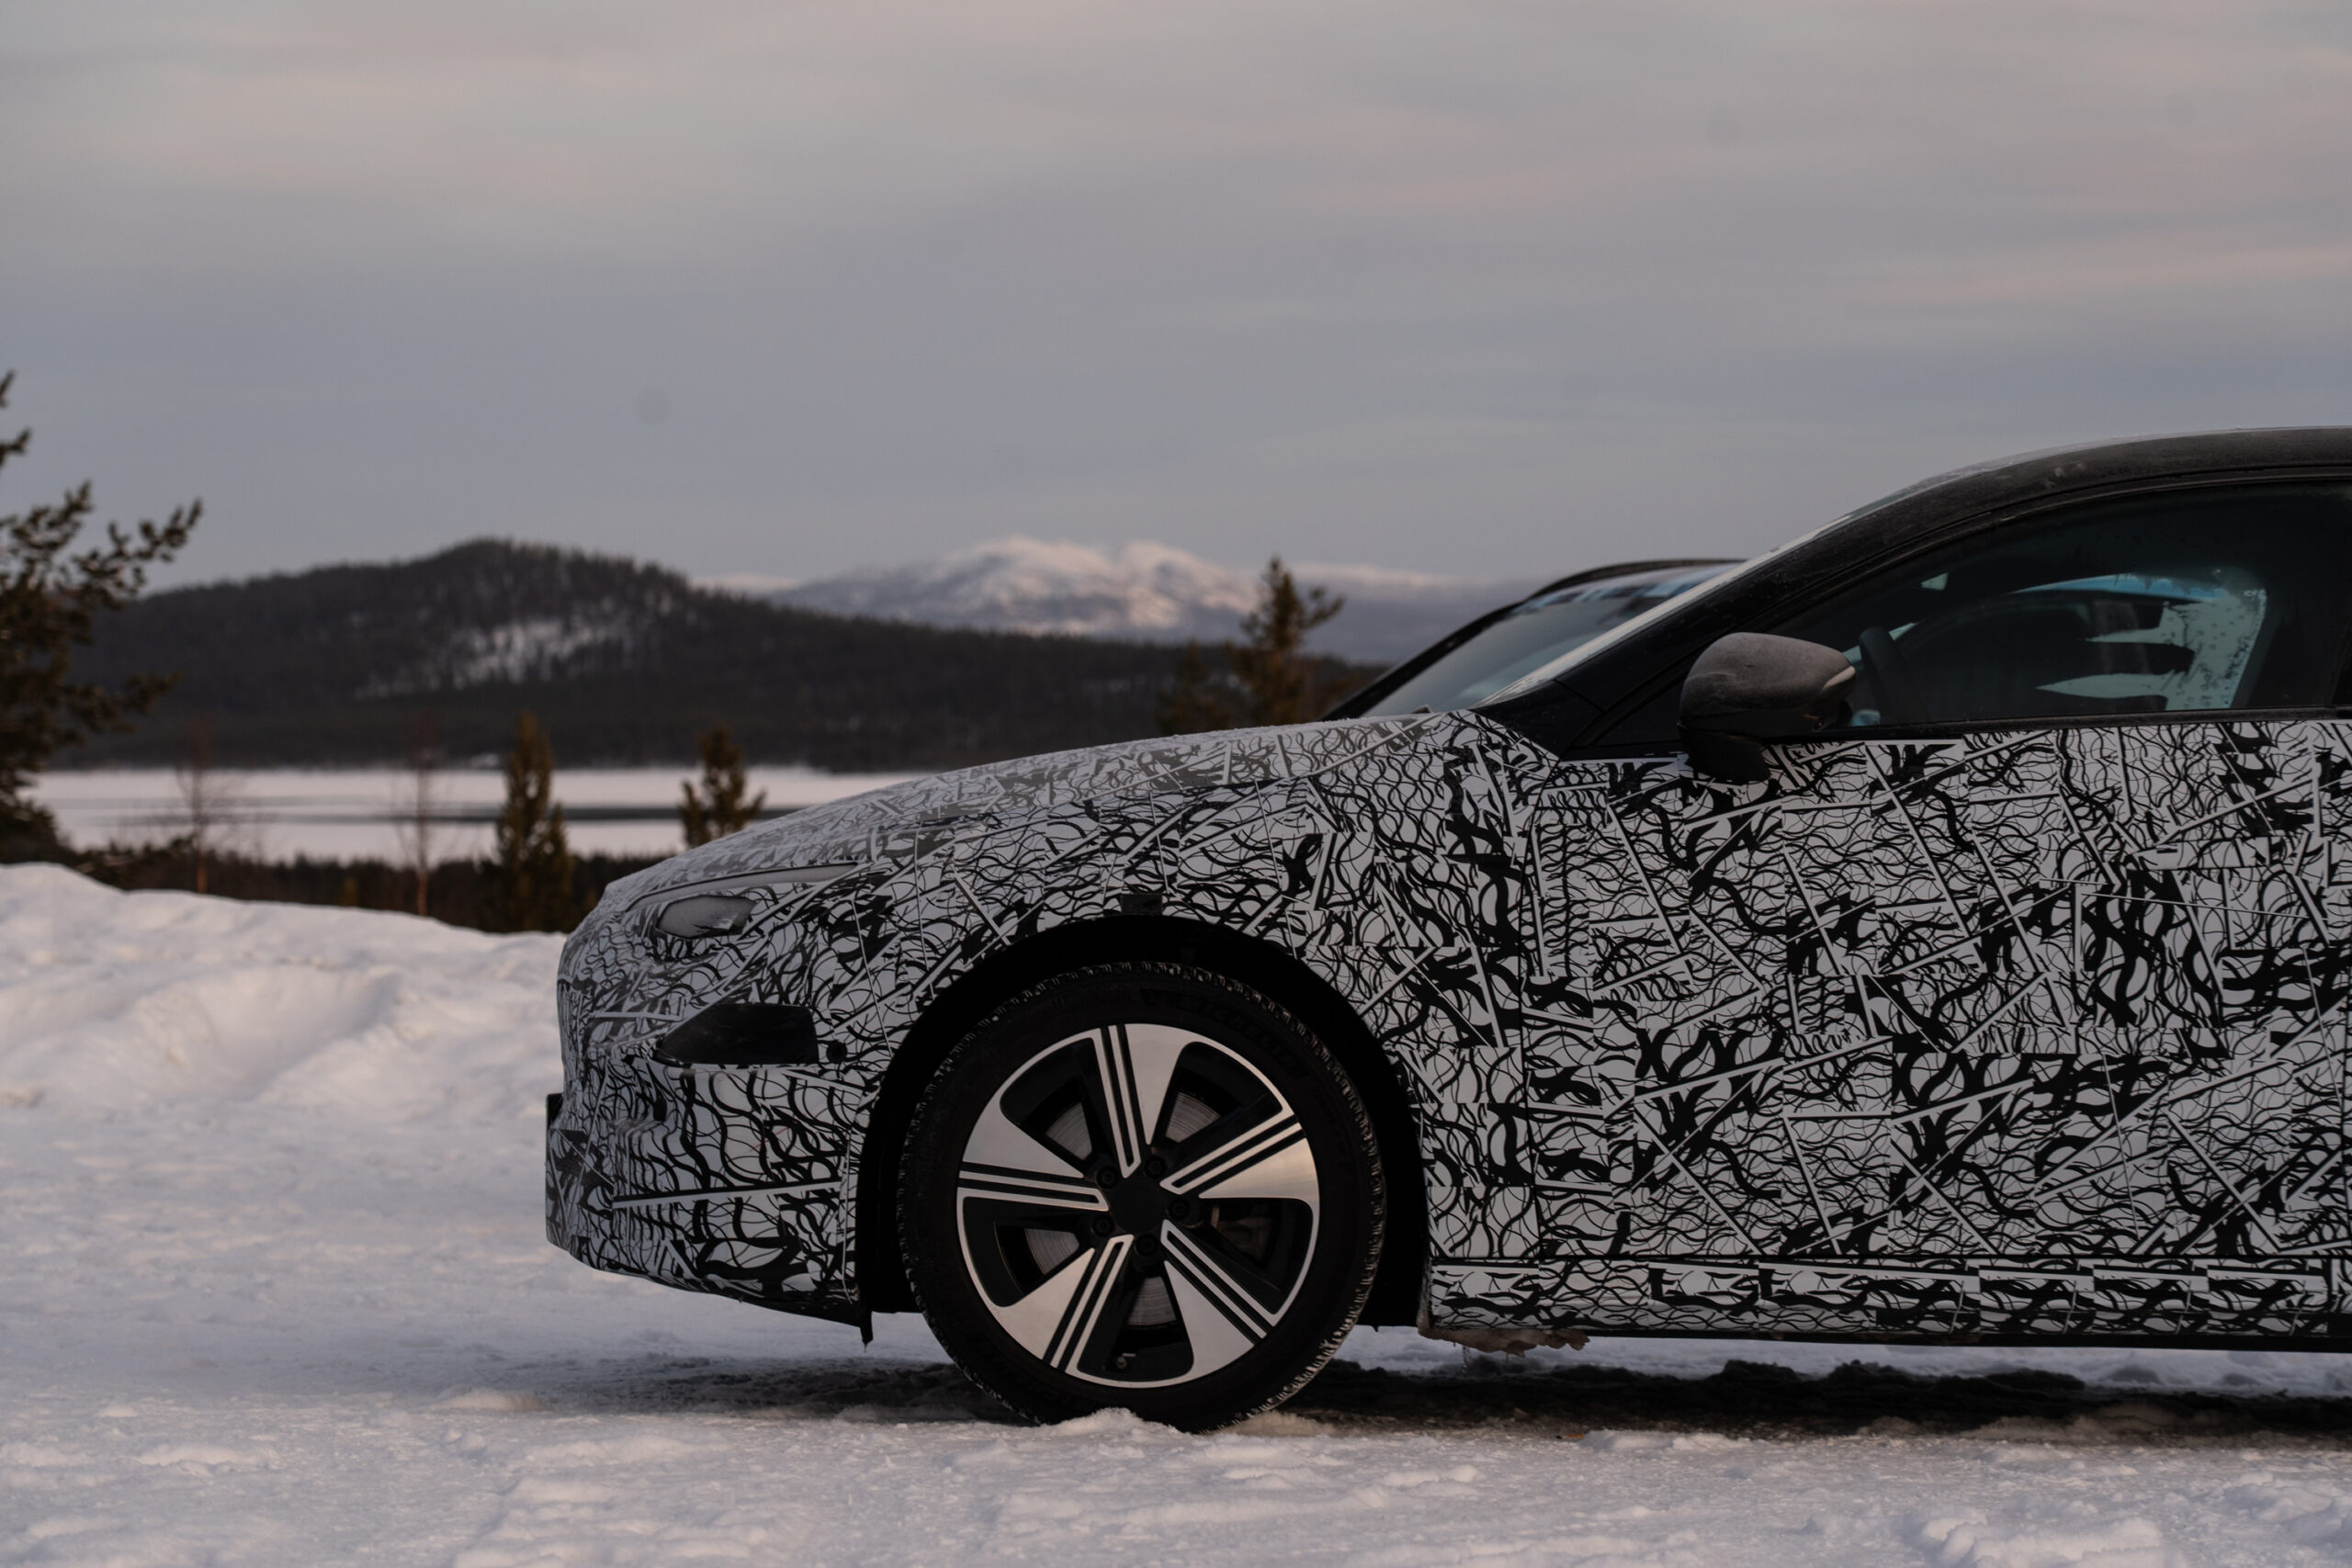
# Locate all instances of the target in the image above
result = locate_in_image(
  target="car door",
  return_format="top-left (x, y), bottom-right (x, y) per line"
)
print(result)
top-left (1517, 479), bottom-right (2352, 1339)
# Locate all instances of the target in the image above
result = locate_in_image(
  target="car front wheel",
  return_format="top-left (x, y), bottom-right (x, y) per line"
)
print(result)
top-left (899, 963), bottom-right (1385, 1430)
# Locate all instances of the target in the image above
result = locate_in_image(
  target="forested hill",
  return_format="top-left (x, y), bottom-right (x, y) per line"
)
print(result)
top-left (62, 540), bottom-right (1220, 770)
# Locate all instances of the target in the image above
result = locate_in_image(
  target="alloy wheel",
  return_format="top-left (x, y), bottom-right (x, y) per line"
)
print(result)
top-left (956, 1022), bottom-right (1320, 1386)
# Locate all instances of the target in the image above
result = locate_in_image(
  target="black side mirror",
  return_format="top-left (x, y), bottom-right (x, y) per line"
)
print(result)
top-left (1678, 632), bottom-right (1856, 782)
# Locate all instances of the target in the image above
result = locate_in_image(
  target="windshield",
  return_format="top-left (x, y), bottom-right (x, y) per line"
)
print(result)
top-left (1355, 563), bottom-right (1730, 717)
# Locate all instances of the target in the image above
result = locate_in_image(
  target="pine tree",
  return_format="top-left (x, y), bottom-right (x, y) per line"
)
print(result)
top-left (1157, 557), bottom-right (1347, 735)
top-left (679, 726), bottom-right (767, 848)
top-left (486, 713), bottom-right (576, 931)
top-left (1227, 557), bottom-right (1347, 726)
top-left (0, 371), bottom-right (199, 860)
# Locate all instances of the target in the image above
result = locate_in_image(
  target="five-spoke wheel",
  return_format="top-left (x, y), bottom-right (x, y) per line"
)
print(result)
top-left (899, 964), bottom-right (1383, 1429)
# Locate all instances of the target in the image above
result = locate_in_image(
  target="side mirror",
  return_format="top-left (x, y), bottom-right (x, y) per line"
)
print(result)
top-left (1678, 632), bottom-right (1856, 782)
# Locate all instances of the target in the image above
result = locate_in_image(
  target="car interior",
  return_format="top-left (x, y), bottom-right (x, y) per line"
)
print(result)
top-left (1780, 482), bottom-right (2352, 728)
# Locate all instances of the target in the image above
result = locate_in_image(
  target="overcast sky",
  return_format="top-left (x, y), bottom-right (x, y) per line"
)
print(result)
top-left (6, 1), bottom-right (2349, 589)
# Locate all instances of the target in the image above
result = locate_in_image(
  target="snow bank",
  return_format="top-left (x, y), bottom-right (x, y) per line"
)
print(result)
top-left (0, 864), bottom-right (560, 1122)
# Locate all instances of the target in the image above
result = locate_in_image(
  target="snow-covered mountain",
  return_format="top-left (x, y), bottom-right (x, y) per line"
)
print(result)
top-left (77, 540), bottom-right (1201, 770)
top-left (709, 538), bottom-right (1544, 664)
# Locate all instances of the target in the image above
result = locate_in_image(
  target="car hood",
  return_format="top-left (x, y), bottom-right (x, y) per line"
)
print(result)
top-left (591, 714), bottom-right (1446, 917)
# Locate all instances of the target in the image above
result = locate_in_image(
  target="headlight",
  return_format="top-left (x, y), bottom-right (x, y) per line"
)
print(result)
top-left (655, 894), bottom-right (755, 939)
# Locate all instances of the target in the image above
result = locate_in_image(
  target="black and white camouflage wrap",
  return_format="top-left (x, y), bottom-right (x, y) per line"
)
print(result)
top-left (548, 711), bottom-right (2352, 1342)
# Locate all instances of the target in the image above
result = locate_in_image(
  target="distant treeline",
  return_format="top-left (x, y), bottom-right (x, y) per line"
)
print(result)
top-left (62, 539), bottom-right (1374, 772)
top-left (84, 845), bottom-right (660, 931)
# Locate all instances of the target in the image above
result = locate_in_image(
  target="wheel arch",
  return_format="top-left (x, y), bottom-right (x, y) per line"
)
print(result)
top-left (854, 915), bottom-right (1430, 1326)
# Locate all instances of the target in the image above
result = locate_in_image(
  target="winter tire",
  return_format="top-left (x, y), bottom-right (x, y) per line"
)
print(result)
top-left (899, 963), bottom-right (1385, 1430)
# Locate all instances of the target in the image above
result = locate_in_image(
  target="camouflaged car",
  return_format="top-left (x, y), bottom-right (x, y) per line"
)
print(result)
top-left (550, 428), bottom-right (2352, 1428)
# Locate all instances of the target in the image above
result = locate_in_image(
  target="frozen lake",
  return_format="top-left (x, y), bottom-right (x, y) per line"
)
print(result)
top-left (8, 864), bottom-right (2352, 1566)
top-left (29, 765), bottom-right (922, 862)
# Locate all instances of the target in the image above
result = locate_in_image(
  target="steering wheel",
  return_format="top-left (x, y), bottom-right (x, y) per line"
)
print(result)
top-left (1857, 626), bottom-right (1928, 725)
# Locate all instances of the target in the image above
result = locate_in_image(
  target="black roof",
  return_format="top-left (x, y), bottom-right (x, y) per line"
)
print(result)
top-left (1832, 426), bottom-right (2352, 551)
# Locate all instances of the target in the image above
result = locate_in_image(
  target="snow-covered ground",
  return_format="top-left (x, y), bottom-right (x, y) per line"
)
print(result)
top-left (29, 767), bottom-right (919, 863)
top-left (8, 863), bottom-right (2352, 1567)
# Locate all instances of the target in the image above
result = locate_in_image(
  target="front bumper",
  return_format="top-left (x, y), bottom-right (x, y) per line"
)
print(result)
top-left (544, 1042), bottom-right (868, 1324)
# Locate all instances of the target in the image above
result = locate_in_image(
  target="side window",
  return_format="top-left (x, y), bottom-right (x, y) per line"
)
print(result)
top-left (1776, 482), bottom-right (2352, 729)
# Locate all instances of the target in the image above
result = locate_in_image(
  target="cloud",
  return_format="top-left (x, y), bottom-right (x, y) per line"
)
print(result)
top-left (3, 0), bottom-right (2348, 587)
